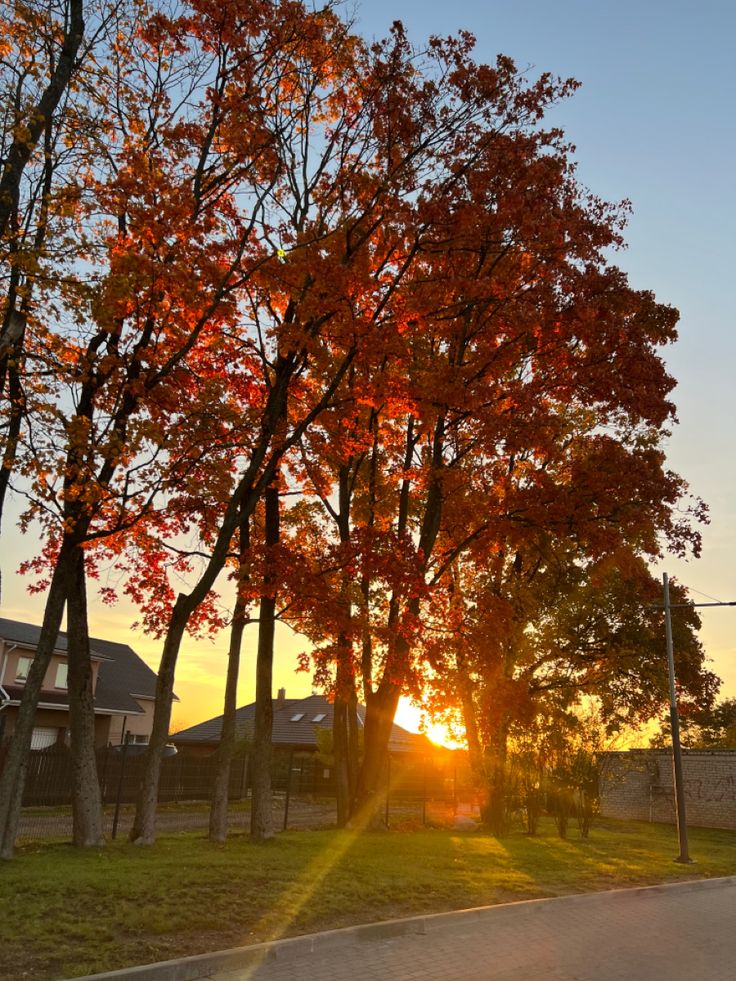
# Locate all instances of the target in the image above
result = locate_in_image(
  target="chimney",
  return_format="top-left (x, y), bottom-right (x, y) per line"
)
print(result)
top-left (277, 687), bottom-right (286, 704)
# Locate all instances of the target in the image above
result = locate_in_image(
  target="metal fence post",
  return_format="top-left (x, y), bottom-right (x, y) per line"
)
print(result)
top-left (422, 755), bottom-right (427, 826)
top-left (111, 741), bottom-right (129, 840)
top-left (283, 749), bottom-right (294, 832)
top-left (385, 756), bottom-right (391, 829)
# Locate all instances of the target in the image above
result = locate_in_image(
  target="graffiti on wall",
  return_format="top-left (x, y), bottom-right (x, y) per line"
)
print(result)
top-left (684, 775), bottom-right (736, 803)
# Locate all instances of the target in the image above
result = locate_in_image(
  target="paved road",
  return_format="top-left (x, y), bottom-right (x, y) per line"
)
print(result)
top-left (77, 877), bottom-right (736, 981)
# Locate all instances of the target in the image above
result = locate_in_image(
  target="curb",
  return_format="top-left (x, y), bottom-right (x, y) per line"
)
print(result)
top-left (66, 875), bottom-right (736, 981)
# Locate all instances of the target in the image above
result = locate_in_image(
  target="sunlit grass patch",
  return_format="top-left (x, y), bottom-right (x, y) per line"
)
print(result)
top-left (2, 818), bottom-right (735, 980)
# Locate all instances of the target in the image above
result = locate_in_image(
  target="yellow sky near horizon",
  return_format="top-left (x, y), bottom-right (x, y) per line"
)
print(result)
top-left (2, 543), bottom-right (732, 752)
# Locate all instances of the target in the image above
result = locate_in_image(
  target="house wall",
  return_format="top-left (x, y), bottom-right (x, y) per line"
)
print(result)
top-left (600, 749), bottom-right (736, 831)
top-left (107, 696), bottom-right (155, 745)
top-left (0, 707), bottom-right (68, 745)
top-left (0, 706), bottom-right (113, 747)
top-left (0, 643), bottom-right (102, 693)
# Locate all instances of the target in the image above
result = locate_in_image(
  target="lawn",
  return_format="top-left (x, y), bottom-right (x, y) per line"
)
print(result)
top-left (3, 818), bottom-right (736, 981)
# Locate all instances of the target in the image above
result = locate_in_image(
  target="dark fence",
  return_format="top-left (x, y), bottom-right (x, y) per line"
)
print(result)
top-left (2, 743), bottom-right (475, 842)
top-left (10, 745), bottom-right (253, 808)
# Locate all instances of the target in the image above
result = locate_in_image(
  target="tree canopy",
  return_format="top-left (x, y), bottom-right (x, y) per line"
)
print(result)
top-left (0, 0), bottom-right (715, 852)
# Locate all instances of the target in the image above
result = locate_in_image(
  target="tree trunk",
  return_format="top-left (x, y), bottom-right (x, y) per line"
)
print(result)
top-left (66, 546), bottom-right (105, 847)
top-left (347, 688), bottom-right (360, 805)
top-left (209, 512), bottom-right (250, 843)
top-left (128, 599), bottom-right (189, 844)
top-left (354, 682), bottom-right (401, 826)
top-left (250, 481), bottom-right (279, 841)
top-left (334, 683), bottom-right (361, 826)
top-left (0, 541), bottom-right (73, 858)
top-left (333, 696), bottom-right (350, 827)
top-left (0, 0), bottom-right (85, 239)
top-left (455, 650), bottom-right (488, 812)
top-left (483, 718), bottom-right (510, 837)
top-left (0, 353), bottom-right (24, 540)
top-left (130, 347), bottom-right (344, 843)
top-left (332, 465), bottom-right (355, 827)
top-left (333, 616), bottom-right (358, 826)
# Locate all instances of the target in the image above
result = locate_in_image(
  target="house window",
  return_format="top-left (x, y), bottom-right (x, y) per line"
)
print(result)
top-left (55, 663), bottom-right (68, 689)
top-left (129, 734), bottom-right (149, 744)
top-left (15, 656), bottom-right (33, 683)
top-left (290, 713), bottom-right (305, 722)
top-left (312, 714), bottom-right (326, 723)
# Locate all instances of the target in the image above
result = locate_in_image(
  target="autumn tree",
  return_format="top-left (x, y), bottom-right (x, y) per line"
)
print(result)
top-left (0, 0), bottom-right (350, 856)
top-left (125, 18), bottom-right (593, 843)
top-left (285, 46), bottom-right (707, 824)
top-left (652, 697), bottom-right (736, 749)
top-left (2, 2), bottom-right (711, 854)
top-left (0, 0), bottom-right (101, 579)
top-left (0, 0), bottom-right (153, 852)
top-left (423, 547), bottom-right (716, 833)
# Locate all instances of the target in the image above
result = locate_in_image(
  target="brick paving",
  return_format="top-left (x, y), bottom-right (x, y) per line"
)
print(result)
top-left (76, 876), bottom-right (736, 981)
top-left (210, 877), bottom-right (736, 981)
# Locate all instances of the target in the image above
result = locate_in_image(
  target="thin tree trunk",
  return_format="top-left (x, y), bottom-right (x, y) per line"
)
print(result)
top-left (66, 546), bottom-right (105, 847)
top-left (354, 682), bottom-right (401, 826)
top-left (347, 688), bottom-right (360, 805)
top-left (332, 465), bottom-right (357, 826)
top-left (334, 638), bottom-right (360, 826)
top-left (484, 717), bottom-right (510, 836)
top-left (353, 415), bottom-right (444, 826)
top-left (455, 649), bottom-right (488, 814)
top-left (0, 0), bottom-right (85, 240)
top-left (130, 351), bottom-right (310, 844)
top-left (0, 355), bottom-right (24, 605)
top-left (128, 600), bottom-right (188, 844)
top-left (251, 481), bottom-right (279, 841)
top-left (0, 348), bottom-right (24, 527)
top-left (129, 463), bottom-right (280, 845)
top-left (209, 512), bottom-right (250, 843)
top-left (333, 692), bottom-right (350, 827)
top-left (0, 541), bottom-right (74, 858)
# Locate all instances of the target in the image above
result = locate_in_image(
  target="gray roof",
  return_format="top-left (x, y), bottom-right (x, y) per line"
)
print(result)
top-left (171, 697), bottom-right (301, 744)
top-left (0, 617), bottom-right (161, 716)
top-left (172, 692), bottom-right (434, 755)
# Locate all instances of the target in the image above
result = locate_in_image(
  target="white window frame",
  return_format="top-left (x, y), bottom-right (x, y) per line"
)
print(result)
top-left (54, 662), bottom-right (68, 689)
top-left (15, 655), bottom-right (33, 683)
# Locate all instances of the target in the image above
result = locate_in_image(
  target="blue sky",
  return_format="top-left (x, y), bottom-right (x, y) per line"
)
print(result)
top-left (4, 0), bottom-right (735, 730)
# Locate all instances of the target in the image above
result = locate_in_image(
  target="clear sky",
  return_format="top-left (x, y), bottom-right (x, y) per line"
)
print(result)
top-left (2, 0), bottom-right (735, 734)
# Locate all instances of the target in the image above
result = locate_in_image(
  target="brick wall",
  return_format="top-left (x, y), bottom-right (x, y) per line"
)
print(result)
top-left (599, 750), bottom-right (736, 830)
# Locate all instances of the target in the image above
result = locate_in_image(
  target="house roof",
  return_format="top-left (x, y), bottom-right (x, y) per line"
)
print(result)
top-left (172, 692), bottom-right (436, 755)
top-left (171, 697), bottom-right (301, 745)
top-left (0, 617), bottom-right (161, 717)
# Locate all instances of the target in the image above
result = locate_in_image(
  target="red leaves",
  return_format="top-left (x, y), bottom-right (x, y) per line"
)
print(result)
top-left (5, 3), bottom-right (707, 772)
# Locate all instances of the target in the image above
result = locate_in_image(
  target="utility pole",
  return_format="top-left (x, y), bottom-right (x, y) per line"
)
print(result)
top-left (658, 576), bottom-right (736, 864)
top-left (662, 573), bottom-right (691, 863)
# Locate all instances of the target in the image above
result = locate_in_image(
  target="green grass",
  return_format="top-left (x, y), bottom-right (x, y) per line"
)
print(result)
top-left (3, 818), bottom-right (736, 981)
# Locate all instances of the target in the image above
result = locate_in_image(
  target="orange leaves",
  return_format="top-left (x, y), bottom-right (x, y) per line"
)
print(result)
top-left (3, 2), bottom-right (706, 768)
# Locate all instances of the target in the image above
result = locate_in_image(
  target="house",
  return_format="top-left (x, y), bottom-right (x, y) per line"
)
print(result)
top-left (171, 689), bottom-right (449, 798)
top-left (172, 689), bottom-right (437, 760)
top-left (0, 617), bottom-right (166, 750)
